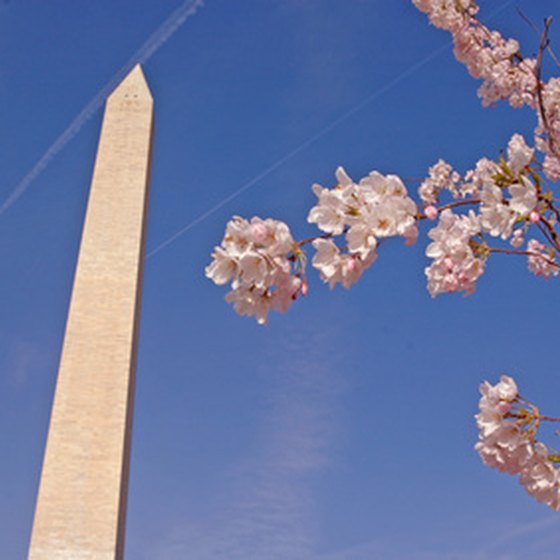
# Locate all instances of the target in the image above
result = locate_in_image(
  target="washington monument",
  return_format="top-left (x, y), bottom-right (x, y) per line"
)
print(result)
top-left (28, 65), bottom-right (153, 559)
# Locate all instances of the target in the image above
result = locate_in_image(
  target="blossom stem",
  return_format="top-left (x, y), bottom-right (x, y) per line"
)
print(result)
top-left (538, 415), bottom-right (560, 423)
top-left (516, 8), bottom-right (560, 69)
top-left (438, 198), bottom-right (480, 212)
top-left (419, 198), bottom-right (480, 220)
top-left (535, 17), bottom-right (558, 157)
top-left (296, 231), bottom-right (336, 248)
top-left (538, 215), bottom-right (560, 252)
top-left (535, 221), bottom-right (558, 250)
top-left (488, 246), bottom-right (560, 268)
top-left (545, 199), bottom-right (560, 223)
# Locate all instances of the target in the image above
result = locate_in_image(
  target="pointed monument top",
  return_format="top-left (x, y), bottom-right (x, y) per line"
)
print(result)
top-left (108, 64), bottom-right (152, 104)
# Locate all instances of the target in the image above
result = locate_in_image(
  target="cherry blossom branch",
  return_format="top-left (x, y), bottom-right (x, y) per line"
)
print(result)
top-left (437, 198), bottom-right (480, 213)
top-left (544, 198), bottom-right (560, 223)
top-left (539, 415), bottom-right (560, 423)
top-left (540, 214), bottom-right (560, 244)
top-left (505, 412), bottom-right (560, 424)
top-left (535, 220), bottom-right (557, 250)
top-left (516, 8), bottom-right (560, 69)
top-left (488, 246), bottom-right (560, 269)
top-left (207, 2), bottom-right (560, 509)
top-left (535, 17), bottom-right (557, 156)
top-left (418, 198), bottom-right (480, 220)
top-left (296, 231), bottom-right (336, 248)
top-left (536, 217), bottom-right (560, 252)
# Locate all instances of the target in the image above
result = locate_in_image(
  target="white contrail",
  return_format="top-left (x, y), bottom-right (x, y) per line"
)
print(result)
top-left (145, 40), bottom-right (451, 259)
top-left (146, 0), bottom-right (517, 260)
top-left (0, 0), bottom-right (204, 217)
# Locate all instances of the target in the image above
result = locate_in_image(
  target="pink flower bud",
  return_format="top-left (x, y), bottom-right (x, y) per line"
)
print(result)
top-left (530, 211), bottom-right (540, 224)
top-left (425, 205), bottom-right (439, 220)
top-left (346, 258), bottom-right (356, 273)
top-left (301, 279), bottom-right (308, 297)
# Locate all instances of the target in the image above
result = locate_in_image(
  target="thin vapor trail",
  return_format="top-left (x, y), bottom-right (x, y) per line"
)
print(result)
top-left (146, 41), bottom-right (450, 259)
top-left (0, 0), bottom-right (204, 217)
top-left (146, 0), bottom-right (516, 260)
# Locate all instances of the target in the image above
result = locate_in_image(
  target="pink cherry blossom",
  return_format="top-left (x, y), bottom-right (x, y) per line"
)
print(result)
top-left (479, 176), bottom-right (537, 239)
top-left (542, 154), bottom-right (560, 182)
top-left (418, 160), bottom-right (460, 205)
top-left (425, 209), bottom-right (485, 296)
top-left (476, 376), bottom-right (560, 510)
top-left (535, 78), bottom-right (560, 173)
top-left (462, 157), bottom-right (500, 198)
top-left (519, 443), bottom-right (560, 511)
top-left (510, 229), bottom-right (525, 248)
top-left (475, 376), bottom-right (533, 475)
top-left (507, 133), bottom-right (534, 175)
top-left (206, 216), bottom-right (303, 324)
top-left (311, 238), bottom-right (377, 289)
top-left (527, 239), bottom-right (559, 279)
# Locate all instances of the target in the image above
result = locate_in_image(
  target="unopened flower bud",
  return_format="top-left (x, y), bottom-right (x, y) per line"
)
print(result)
top-left (425, 205), bottom-right (439, 220)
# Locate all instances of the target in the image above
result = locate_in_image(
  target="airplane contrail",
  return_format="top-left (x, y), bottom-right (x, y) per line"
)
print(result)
top-left (146, 41), bottom-right (452, 259)
top-left (146, 0), bottom-right (517, 259)
top-left (0, 0), bottom-right (204, 217)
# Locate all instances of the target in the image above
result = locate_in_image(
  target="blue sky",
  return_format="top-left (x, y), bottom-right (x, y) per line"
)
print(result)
top-left (1, 1), bottom-right (560, 558)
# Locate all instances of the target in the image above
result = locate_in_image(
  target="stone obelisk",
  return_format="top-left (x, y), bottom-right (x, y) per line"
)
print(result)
top-left (28, 65), bottom-right (153, 560)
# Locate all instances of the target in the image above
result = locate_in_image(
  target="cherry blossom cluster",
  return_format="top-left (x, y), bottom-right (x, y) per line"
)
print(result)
top-left (536, 77), bottom-right (560, 182)
top-left (412, 0), bottom-right (537, 108)
top-left (420, 132), bottom-right (560, 295)
top-left (207, 131), bottom-right (560, 320)
top-left (406, 1), bottom-right (560, 511)
top-left (206, 168), bottom-right (419, 322)
top-left (308, 167), bottom-right (418, 288)
top-left (208, 1), bottom-right (560, 321)
top-left (476, 376), bottom-right (560, 511)
top-left (413, 0), bottom-right (560, 189)
top-left (413, 0), bottom-right (560, 187)
top-left (424, 208), bottom-right (483, 296)
top-left (205, 216), bottom-right (305, 324)
top-left (206, 0), bottom-right (560, 511)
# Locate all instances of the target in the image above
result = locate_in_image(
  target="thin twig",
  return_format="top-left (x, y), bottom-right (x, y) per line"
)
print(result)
top-left (297, 231), bottom-right (336, 248)
top-left (516, 7), bottom-right (560, 68)
top-left (539, 414), bottom-right (560, 423)
top-left (489, 246), bottom-right (560, 269)
top-left (538, 215), bottom-right (560, 252)
top-left (438, 198), bottom-right (481, 212)
top-left (535, 18), bottom-right (557, 156)
top-left (536, 220), bottom-right (557, 250)
top-left (417, 198), bottom-right (480, 220)
top-left (545, 198), bottom-right (560, 223)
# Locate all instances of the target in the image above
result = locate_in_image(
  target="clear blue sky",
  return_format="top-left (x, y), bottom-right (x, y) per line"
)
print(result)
top-left (1, 1), bottom-right (560, 558)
